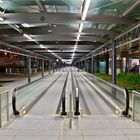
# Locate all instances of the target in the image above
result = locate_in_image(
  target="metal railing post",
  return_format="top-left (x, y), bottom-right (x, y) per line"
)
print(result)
top-left (122, 88), bottom-right (129, 116)
top-left (12, 89), bottom-right (20, 115)
top-left (61, 94), bottom-right (67, 116)
top-left (74, 88), bottom-right (80, 115)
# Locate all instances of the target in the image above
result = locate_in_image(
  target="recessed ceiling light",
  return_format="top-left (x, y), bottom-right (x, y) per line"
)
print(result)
top-left (0, 0), bottom-right (3, 3)
top-left (48, 30), bottom-right (52, 33)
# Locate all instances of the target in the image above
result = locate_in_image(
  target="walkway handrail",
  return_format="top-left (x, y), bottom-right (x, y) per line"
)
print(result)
top-left (61, 71), bottom-right (69, 115)
top-left (83, 72), bottom-right (129, 116)
top-left (71, 71), bottom-right (80, 115)
top-left (12, 73), bottom-right (53, 115)
top-left (132, 90), bottom-right (140, 121)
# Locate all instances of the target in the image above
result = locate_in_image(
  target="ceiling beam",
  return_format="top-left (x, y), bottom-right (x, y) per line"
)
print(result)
top-left (0, 27), bottom-right (115, 36)
top-left (10, 41), bottom-right (103, 45)
top-left (1, 13), bottom-right (135, 24)
top-left (33, 50), bottom-right (90, 53)
top-left (2, 35), bottom-right (106, 42)
top-left (23, 45), bottom-right (95, 49)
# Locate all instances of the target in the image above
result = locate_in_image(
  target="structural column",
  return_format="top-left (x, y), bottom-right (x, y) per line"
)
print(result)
top-left (106, 52), bottom-right (109, 74)
top-left (84, 60), bottom-right (86, 71)
top-left (27, 54), bottom-right (31, 83)
top-left (139, 37), bottom-right (140, 74)
top-left (49, 61), bottom-right (51, 74)
top-left (112, 40), bottom-right (116, 84)
top-left (42, 59), bottom-right (44, 77)
top-left (91, 57), bottom-right (94, 74)
top-left (53, 62), bottom-right (55, 72)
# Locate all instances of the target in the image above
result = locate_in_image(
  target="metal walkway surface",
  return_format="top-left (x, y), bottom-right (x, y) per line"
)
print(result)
top-left (0, 69), bottom-right (140, 140)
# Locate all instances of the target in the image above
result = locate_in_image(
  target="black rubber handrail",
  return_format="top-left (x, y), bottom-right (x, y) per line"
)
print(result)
top-left (122, 88), bottom-right (129, 116)
top-left (12, 72), bottom-right (54, 115)
top-left (60, 71), bottom-right (69, 115)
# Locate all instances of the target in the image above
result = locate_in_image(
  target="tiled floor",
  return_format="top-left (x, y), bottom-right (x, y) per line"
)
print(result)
top-left (0, 114), bottom-right (140, 140)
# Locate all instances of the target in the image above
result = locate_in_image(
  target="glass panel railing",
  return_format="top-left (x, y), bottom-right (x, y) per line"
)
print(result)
top-left (81, 72), bottom-right (129, 116)
top-left (0, 91), bottom-right (9, 127)
top-left (12, 73), bottom-right (61, 116)
top-left (132, 91), bottom-right (140, 123)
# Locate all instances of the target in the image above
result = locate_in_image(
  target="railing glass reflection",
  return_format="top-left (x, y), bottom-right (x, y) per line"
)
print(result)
top-left (0, 91), bottom-right (9, 127)
top-left (132, 91), bottom-right (140, 123)
top-left (82, 72), bottom-right (129, 116)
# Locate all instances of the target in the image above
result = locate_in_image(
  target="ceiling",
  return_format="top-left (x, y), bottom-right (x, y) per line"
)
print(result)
top-left (0, 0), bottom-right (140, 63)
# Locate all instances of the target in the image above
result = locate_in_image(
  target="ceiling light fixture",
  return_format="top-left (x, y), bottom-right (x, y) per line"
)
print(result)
top-left (22, 23), bottom-right (30, 28)
top-left (0, 0), bottom-right (3, 3)
top-left (40, 44), bottom-right (45, 48)
top-left (48, 30), bottom-right (52, 33)
top-left (23, 34), bottom-right (32, 40)
top-left (0, 16), bottom-right (4, 22)
top-left (48, 49), bottom-right (52, 53)
top-left (79, 23), bottom-right (84, 33)
top-left (81, 0), bottom-right (91, 21)
top-left (9, 24), bottom-right (22, 33)
top-left (77, 34), bottom-right (80, 40)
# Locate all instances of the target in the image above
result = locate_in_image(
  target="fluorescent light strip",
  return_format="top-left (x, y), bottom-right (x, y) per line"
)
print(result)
top-left (81, 0), bottom-right (91, 21)
top-left (77, 34), bottom-right (80, 40)
top-left (40, 44), bottom-right (45, 48)
top-left (23, 34), bottom-right (32, 40)
top-left (79, 23), bottom-right (84, 33)
top-left (22, 23), bottom-right (30, 28)
top-left (48, 49), bottom-right (52, 53)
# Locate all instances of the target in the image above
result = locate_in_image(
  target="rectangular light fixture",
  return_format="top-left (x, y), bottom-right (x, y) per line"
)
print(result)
top-left (40, 44), bottom-right (45, 48)
top-left (81, 0), bottom-right (91, 21)
top-left (48, 49), bottom-right (52, 53)
top-left (77, 34), bottom-right (80, 40)
top-left (0, 0), bottom-right (3, 3)
top-left (23, 34), bottom-right (32, 40)
top-left (22, 23), bottom-right (30, 28)
top-left (0, 16), bottom-right (4, 22)
top-left (74, 47), bottom-right (77, 52)
top-left (79, 23), bottom-right (84, 33)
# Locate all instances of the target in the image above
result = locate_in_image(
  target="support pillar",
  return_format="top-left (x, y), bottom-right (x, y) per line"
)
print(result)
top-left (112, 40), bottom-right (116, 84)
top-left (106, 53), bottom-right (109, 74)
top-left (91, 57), bottom-right (94, 74)
top-left (42, 59), bottom-right (44, 77)
top-left (27, 55), bottom-right (31, 83)
top-left (84, 60), bottom-right (86, 71)
top-left (53, 62), bottom-right (55, 72)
